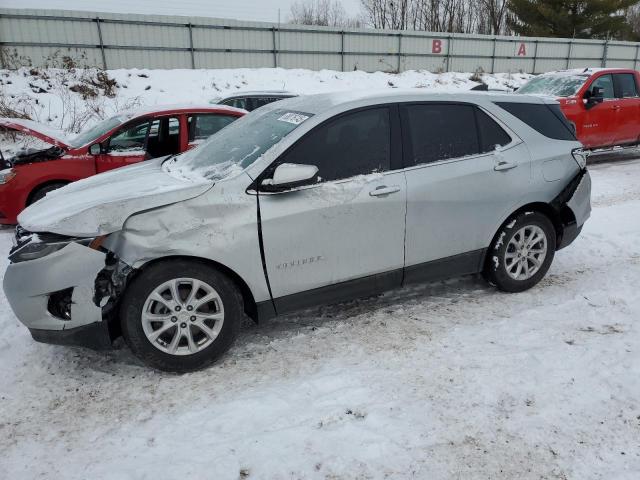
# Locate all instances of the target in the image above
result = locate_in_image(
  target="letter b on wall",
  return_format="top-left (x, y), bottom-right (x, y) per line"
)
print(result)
top-left (432, 39), bottom-right (442, 54)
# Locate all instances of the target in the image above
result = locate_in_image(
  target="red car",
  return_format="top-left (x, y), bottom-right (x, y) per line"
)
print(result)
top-left (0, 104), bottom-right (245, 224)
top-left (516, 68), bottom-right (640, 149)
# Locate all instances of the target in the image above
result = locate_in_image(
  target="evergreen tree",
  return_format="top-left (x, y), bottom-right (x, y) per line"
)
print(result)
top-left (508, 0), bottom-right (638, 39)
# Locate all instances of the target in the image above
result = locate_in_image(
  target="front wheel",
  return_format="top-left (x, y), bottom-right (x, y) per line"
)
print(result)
top-left (485, 211), bottom-right (556, 293)
top-left (120, 260), bottom-right (242, 372)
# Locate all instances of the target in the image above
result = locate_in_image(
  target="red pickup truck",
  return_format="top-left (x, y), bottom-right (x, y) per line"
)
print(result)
top-left (516, 68), bottom-right (640, 149)
top-left (0, 104), bottom-right (245, 224)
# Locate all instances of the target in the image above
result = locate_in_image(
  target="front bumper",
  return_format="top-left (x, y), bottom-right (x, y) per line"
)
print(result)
top-left (3, 241), bottom-right (112, 349)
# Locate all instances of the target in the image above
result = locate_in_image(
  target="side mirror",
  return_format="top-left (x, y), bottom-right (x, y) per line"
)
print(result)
top-left (261, 163), bottom-right (319, 192)
top-left (584, 86), bottom-right (604, 109)
top-left (88, 143), bottom-right (102, 155)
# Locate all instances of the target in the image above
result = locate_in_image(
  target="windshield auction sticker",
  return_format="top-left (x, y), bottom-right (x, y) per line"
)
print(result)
top-left (277, 112), bottom-right (310, 125)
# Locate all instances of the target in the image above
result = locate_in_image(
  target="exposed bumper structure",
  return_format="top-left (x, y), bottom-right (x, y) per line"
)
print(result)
top-left (2, 241), bottom-right (112, 348)
top-left (556, 169), bottom-right (591, 250)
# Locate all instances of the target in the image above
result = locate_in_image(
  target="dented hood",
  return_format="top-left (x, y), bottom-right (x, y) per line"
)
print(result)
top-left (0, 118), bottom-right (72, 149)
top-left (18, 157), bottom-right (213, 237)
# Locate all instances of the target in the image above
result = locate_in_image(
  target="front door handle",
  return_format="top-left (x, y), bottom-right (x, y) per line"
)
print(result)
top-left (494, 160), bottom-right (517, 171)
top-left (369, 185), bottom-right (401, 197)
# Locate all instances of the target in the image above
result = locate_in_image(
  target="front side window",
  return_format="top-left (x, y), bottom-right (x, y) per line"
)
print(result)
top-left (188, 114), bottom-right (236, 142)
top-left (107, 120), bottom-right (150, 154)
top-left (402, 104), bottom-right (479, 166)
top-left (613, 73), bottom-right (639, 98)
top-left (221, 97), bottom-right (248, 110)
top-left (587, 74), bottom-right (615, 99)
top-left (280, 107), bottom-right (391, 182)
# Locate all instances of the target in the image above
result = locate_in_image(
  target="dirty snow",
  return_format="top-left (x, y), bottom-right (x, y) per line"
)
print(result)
top-left (0, 156), bottom-right (639, 479)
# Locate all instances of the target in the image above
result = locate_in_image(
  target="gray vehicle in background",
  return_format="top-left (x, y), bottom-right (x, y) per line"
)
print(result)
top-left (210, 90), bottom-right (297, 111)
top-left (4, 91), bottom-right (591, 372)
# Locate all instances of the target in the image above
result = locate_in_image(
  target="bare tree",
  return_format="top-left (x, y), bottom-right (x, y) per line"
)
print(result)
top-left (289, 0), bottom-right (362, 27)
top-left (360, 0), bottom-right (512, 34)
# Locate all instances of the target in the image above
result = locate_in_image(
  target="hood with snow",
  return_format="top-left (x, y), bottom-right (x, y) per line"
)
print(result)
top-left (17, 157), bottom-right (213, 237)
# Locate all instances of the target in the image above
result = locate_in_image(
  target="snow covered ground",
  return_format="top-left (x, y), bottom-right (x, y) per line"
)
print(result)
top-left (0, 155), bottom-right (639, 478)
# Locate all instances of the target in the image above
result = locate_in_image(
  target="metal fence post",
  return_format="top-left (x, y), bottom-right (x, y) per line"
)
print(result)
top-left (445, 35), bottom-right (452, 72)
top-left (490, 37), bottom-right (497, 74)
top-left (566, 40), bottom-right (573, 69)
top-left (187, 23), bottom-right (195, 69)
top-left (397, 33), bottom-right (402, 72)
top-left (95, 16), bottom-right (107, 69)
top-left (602, 40), bottom-right (609, 68)
top-left (635, 44), bottom-right (639, 71)
top-left (340, 30), bottom-right (345, 71)
top-left (272, 27), bottom-right (278, 67)
top-left (532, 40), bottom-right (539, 74)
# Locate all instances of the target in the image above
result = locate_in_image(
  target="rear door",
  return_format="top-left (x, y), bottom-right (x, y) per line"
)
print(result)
top-left (612, 73), bottom-right (640, 145)
top-left (581, 74), bottom-right (617, 148)
top-left (258, 106), bottom-right (407, 309)
top-left (400, 102), bottom-right (531, 281)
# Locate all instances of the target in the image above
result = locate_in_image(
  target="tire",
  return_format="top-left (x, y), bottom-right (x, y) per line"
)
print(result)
top-left (120, 259), bottom-right (242, 372)
top-left (484, 211), bottom-right (556, 293)
top-left (28, 182), bottom-right (67, 205)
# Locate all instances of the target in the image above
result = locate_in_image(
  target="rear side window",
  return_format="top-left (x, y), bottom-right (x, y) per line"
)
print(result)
top-left (281, 107), bottom-right (391, 182)
top-left (402, 104), bottom-right (479, 165)
top-left (475, 109), bottom-right (512, 153)
top-left (495, 102), bottom-right (576, 141)
top-left (188, 114), bottom-right (236, 142)
top-left (614, 74), bottom-right (639, 98)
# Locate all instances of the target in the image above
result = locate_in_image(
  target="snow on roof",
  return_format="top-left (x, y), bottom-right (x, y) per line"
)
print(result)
top-left (118, 103), bottom-right (247, 118)
top-left (272, 89), bottom-right (551, 116)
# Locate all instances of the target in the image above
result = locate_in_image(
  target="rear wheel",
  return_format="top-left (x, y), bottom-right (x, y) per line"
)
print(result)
top-left (485, 211), bottom-right (556, 293)
top-left (28, 182), bottom-right (67, 205)
top-left (120, 260), bottom-right (242, 372)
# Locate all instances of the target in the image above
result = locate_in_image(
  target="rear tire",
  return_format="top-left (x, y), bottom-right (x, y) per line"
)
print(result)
top-left (120, 259), bottom-right (242, 372)
top-left (28, 182), bottom-right (67, 205)
top-left (485, 211), bottom-right (556, 293)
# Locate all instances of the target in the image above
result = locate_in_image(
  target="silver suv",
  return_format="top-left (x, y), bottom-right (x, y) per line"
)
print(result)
top-left (3, 91), bottom-right (591, 372)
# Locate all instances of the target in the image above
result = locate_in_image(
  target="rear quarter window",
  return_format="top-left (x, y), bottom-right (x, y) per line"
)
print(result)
top-left (495, 102), bottom-right (576, 141)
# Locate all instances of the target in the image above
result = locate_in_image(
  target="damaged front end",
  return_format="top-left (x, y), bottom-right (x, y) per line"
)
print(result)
top-left (4, 145), bottom-right (65, 167)
top-left (3, 227), bottom-right (133, 349)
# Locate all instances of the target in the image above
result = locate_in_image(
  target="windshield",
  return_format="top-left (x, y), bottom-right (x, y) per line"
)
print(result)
top-left (517, 74), bottom-right (588, 97)
top-left (70, 114), bottom-right (129, 148)
top-left (163, 108), bottom-right (312, 181)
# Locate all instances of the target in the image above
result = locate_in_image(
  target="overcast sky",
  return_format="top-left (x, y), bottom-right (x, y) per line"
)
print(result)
top-left (0, 0), bottom-right (363, 22)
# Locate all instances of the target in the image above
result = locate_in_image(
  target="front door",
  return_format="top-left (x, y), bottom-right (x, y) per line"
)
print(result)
top-left (96, 116), bottom-right (181, 173)
top-left (258, 106), bottom-right (407, 311)
top-left (400, 102), bottom-right (531, 280)
top-left (581, 74), bottom-right (617, 148)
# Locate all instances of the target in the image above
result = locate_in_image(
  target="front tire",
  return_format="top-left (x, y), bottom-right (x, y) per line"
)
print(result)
top-left (485, 211), bottom-right (556, 293)
top-left (120, 260), bottom-right (242, 372)
top-left (28, 182), bottom-right (67, 205)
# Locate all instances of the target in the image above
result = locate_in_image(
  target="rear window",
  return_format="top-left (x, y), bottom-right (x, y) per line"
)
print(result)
top-left (402, 104), bottom-right (479, 165)
top-left (475, 109), bottom-right (512, 153)
top-left (495, 102), bottom-right (576, 141)
top-left (614, 73), bottom-right (639, 98)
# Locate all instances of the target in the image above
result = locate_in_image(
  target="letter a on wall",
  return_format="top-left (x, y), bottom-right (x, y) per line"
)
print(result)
top-left (516, 43), bottom-right (527, 56)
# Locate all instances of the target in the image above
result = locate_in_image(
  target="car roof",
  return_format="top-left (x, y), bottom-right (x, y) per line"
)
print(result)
top-left (270, 89), bottom-right (555, 116)
top-left (218, 90), bottom-right (297, 99)
top-left (539, 67), bottom-right (637, 77)
top-left (121, 103), bottom-right (246, 119)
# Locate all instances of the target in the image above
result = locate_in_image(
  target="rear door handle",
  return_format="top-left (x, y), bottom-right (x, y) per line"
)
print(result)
top-left (494, 160), bottom-right (517, 171)
top-left (369, 185), bottom-right (401, 197)
top-left (612, 105), bottom-right (621, 110)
